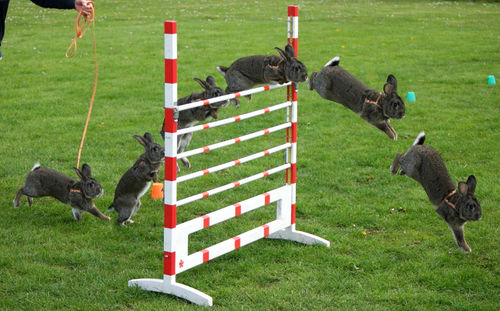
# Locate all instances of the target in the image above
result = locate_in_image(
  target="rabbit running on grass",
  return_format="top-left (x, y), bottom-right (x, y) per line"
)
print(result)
top-left (108, 133), bottom-right (164, 225)
top-left (390, 132), bottom-right (482, 253)
top-left (216, 44), bottom-right (308, 107)
top-left (308, 56), bottom-right (405, 140)
top-left (13, 163), bottom-right (109, 221)
top-left (160, 76), bottom-right (227, 171)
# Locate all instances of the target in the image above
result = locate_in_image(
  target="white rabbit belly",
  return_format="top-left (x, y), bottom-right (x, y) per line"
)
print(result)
top-left (138, 182), bottom-right (152, 199)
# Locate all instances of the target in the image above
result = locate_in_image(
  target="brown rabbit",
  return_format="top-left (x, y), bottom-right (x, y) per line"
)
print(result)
top-left (308, 56), bottom-right (405, 140)
top-left (160, 76), bottom-right (227, 171)
top-left (108, 133), bottom-right (164, 225)
top-left (217, 44), bottom-right (308, 107)
top-left (13, 163), bottom-right (109, 221)
top-left (390, 132), bottom-right (482, 252)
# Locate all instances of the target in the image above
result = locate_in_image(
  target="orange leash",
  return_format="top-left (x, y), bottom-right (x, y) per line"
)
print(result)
top-left (66, 2), bottom-right (97, 169)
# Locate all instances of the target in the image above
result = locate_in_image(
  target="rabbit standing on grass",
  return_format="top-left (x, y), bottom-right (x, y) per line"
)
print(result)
top-left (108, 133), bottom-right (164, 225)
top-left (390, 132), bottom-right (482, 253)
top-left (308, 56), bottom-right (405, 140)
top-left (216, 44), bottom-right (308, 107)
top-left (160, 76), bottom-right (227, 171)
top-left (13, 163), bottom-right (109, 221)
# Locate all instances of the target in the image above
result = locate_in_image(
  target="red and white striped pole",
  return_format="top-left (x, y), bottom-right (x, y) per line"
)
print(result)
top-left (287, 5), bottom-right (299, 225)
top-left (163, 20), bottom-right (178, 283)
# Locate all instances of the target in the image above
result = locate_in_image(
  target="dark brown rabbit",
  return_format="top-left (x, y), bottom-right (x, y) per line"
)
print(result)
top-left (108, 133), bottom-right (164, 225)
top-left (160, 76), bottom-right (227, 171)
top-left (13, 163), bottom-right (109, 221)
top-left (308, 56), bottom-right (405, 140)
top-left (390, 132), bottom-right (482, 252)
top-left (217, 44), bottom-right (308, 107)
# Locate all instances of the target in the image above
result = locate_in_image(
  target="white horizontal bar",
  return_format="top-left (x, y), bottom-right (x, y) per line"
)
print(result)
top-left (177, 185), bottom-right (290, 236)
top-left (177, 143), bottom-right (291, 183)
top-left (177, 164), bottom-right (290, 207)
top-left (176, 82), bottom-right (291, 112)
top-left (178, 122), bottom-right (291, 159)
top-left (178, 219), bottom-right (288, 273)
top-left (177, 101), bottom-right (292, 136)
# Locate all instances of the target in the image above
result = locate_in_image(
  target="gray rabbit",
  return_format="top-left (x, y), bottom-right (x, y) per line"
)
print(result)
top-left (108, 133), bottom-right (164, 225)
top-left (390, 132), bottom-right (482, 252)
top-left (308, 56), bottom-right (405, 140)
top-left (160, 76), bottom-right (227, 171)
top-left (13, 163), bottom-right (109, 221)
top-left (216, 44), bottom-right (308, 107)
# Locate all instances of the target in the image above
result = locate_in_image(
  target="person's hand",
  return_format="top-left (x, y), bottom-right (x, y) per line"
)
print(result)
top-left (75, 0), bottom-right (93, 18)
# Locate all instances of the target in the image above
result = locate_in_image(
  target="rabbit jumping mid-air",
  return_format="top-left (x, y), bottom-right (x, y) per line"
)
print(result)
top-left (13, 163), bottom-right (109, 221)
top-left (108, 133), bottom-right (164, 225)
top-left (308, 56), bottom-right (405, 140)
top-left (390, 132), bottom-right (482, 252)
top-left (216, 44), bottom-right (308, 107)
top-left (160, 76), bottom-right (227, 171)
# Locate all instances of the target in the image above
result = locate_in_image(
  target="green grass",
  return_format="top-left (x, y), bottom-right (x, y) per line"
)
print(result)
top-left (1, 0), bottom-right (499, 310)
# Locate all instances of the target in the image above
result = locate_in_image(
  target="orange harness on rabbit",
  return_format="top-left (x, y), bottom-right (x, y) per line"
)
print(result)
top-left (363, 93), bottom-right (382, 108)
top-left (65, 2), bottom-right (97, 168)
top-left (442, 190), bottom-right (457, 210)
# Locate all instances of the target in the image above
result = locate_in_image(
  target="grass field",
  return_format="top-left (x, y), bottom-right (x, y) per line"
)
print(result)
top-left (1, 0), bottom-right (499, 310)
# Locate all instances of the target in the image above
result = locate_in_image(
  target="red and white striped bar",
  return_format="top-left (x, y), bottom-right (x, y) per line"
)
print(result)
top-left (177, 143), bottom-right (291, 183)
top-left (177, 101), bottom-right (291, 136)
top-left (178, 186), bottom-right (289, 236)
top-left (176, 163), bottom-right (290, 207)
top-left (178, 219), bottom-right (288, 274)
top-left (176, 82), bottom-right (291, 112)
top-left (178, 122), bottom-right (290, 160)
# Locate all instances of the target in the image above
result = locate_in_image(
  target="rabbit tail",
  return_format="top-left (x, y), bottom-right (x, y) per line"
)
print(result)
top-left (324, 56), bottom-right (340, 67)
top-left (413, 131), bottom-right (425, 146)
top-left (31, 163), bottom-right (41, 171)
top-left (216, 66), bottom-right (228, 77)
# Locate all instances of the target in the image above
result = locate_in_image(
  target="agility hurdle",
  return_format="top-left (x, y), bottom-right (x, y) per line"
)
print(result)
top-left (128, 6), bottom-right (329, 306)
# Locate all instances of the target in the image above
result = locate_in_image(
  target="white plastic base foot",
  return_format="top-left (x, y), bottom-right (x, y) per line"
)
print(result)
top-left (128, 278), bottom-right (213, 307)
top-left (267, 225), bottom-right (330, 247)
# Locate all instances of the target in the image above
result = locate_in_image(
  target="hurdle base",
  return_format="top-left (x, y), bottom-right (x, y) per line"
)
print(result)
top-left (267, 225), bottom-right (330, 247)
top-left (128, 278), bottom-right (213, 307)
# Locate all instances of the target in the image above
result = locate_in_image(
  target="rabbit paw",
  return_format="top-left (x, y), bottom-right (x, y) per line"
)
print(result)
top-left (181, 158), bottom-right (191, 169)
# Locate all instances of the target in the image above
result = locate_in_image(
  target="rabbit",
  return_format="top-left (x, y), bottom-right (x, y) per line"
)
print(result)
top-left (216, 44), bottom-right (308, 107)
top-left (13, 163), bottom-right (109, 221)
top-left (160, 76), bottom-right (227, 171)
top-left (390, 132), bottom-right (482, 252)
top-left (108, 132), bottom-right (164, 225)
top-left (308, 56), bottom-right (405, 140)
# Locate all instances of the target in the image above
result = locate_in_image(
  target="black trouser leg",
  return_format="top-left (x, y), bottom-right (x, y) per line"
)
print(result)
top-left (0, 0), bottom-right (10, 47)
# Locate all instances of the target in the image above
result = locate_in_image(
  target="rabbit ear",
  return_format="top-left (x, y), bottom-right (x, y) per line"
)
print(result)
top-left (275, 47), bottom-right (289, 60)
top-left (81, 163), bottom-right (92, 178)
top-left (72, 167), bottom-right (84, 180)
top-left (458, 182), bottom-right (468, 195)
top-left (285, 44), bottom-right (296, 58)
top-left (466, 175), bottom-right (477, 194)
top-left (385, 74), bottom-right (398, 91)
top-left (383, 82), bottom-right (394, 94)
top-left (206, 76), bottom-right (216, 87)
top-left (194, 78), bottom-right (209, 90)
top-left (73, 164), bottom-right (92, 181)
top-left (143, 132), bottom-right (153, 143)
top-left (133, 134), bottom-right (147, 147)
